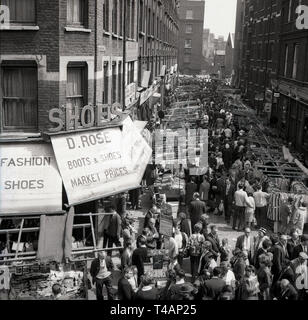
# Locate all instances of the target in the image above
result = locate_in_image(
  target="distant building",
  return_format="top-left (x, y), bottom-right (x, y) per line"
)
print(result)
top-left (214, 50), bottom-right (226, 78)
top-left (225, 33), bottom-right (235, 77)
top-left (178, 0), bottom-right (205, 75)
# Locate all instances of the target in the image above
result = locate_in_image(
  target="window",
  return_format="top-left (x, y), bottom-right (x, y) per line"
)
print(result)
top-left (131, 0), bottom-right (135, 38)
top-left (112, 62), bottom-right (117, 103)
top-left (127, 62), bottom-right (134, 84)
top-left (139, 1), bottom-right (144, 32)
top-left (118, 61), bottom-right (122, 103)
top-left (126, 0), bottom-right (131, 38)
top-left (103, 62), bottom-right (109, 104)
top-left (288, 0), bottom-right (293, 22)
top-left (112, 0), bottom-right (118, 34)
top-left (186, 10), bottom-right (193, 19)
top-left (284, 45), bottom-right (289, 77)
top-left (1, 64), bottom-right (38, 131)
top-left (2, 0), bottom-right (36, 25)
top-left (67, 0), bottom-right (86, 26)
top-left (184, 39), bottom-right (192, 48)
top-left (103, 0), bottom-right (109, 31)
top-left (66, 65), bottom-right (86, 110)
top-left (185, 24), bottom-right (192, 34)
top-left (119, 0), bottom-right (123, 36)
top-left (292, 44), bottom-right (299, 79)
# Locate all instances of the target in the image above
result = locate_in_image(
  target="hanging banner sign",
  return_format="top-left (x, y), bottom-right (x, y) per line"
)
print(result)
top-left (51, 117), bottom-right (152, 205)
top-left (0, 143), bottom-right (62, 214)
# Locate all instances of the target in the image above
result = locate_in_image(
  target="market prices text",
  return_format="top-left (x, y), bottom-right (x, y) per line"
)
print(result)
top-left (48, 104), bottom-right (122, 132)
top-left (70, 167), bottom-right (129, 188)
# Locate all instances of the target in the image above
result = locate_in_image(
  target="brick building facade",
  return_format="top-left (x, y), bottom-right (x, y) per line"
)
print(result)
top-left (0, 0), bottom-right (179, 137)
top-left (178, 0), bottom-right (205, 75)
top-left (233, 0), bottom-right (308, 161)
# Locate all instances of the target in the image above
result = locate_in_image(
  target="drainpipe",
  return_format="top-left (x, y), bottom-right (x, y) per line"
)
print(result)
top-left (122, 0), bottom-right (127, 111)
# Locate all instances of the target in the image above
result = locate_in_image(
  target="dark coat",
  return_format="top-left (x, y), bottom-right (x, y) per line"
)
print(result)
top-left (107, 212), bottom-right (122, 238)
top-left (270, 243), bottom-right (286, 279)
top-left (276, 283), bottom-right (298, 300)
top-left (223, 183), bottom-right (236, 204)
top-left (202, 277), bottom-right (226, 300)
top-left (189, 200), bottom-right (206, 227)
top-left (185, 182), bottom-right (198, 204)
top-left (292, 243), bottom-right (308, 260)
top-left (90, 257), bottom-right (114, 282)
top-left (206, 233), bottom-right (221, 259)
top-left (180, 218), bottom-right (191, 237)
top-left (121, 249), bottom-right (132, 270)
top-left (132, 247), bottom-right (148, 278)
top-left (117, 277), bottom-right (135, 300)
top-left (287, 239), bottom-right (300, 260)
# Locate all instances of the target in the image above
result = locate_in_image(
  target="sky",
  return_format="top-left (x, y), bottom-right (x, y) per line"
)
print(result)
top-left (203, 0), bottom-right (237, 40)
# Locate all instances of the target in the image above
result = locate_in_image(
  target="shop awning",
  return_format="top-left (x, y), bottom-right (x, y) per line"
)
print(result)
top-left (0, 142), bottom-right (63, 215)
top-left (50, 117), bottom-right (152, 206)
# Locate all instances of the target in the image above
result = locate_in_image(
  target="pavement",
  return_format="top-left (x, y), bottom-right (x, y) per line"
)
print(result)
top-left (87, 191), bottom-right (258, 300)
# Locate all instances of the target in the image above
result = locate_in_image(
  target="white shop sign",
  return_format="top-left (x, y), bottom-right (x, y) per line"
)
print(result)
top-left (51, 117), bottom-right (152, 205)
top-left (0, 143), bottom-right (62, 214)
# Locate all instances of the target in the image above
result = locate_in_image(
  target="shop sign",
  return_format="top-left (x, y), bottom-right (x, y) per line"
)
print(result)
top-left (125, 82), bottom-right (137, 107)
top-left (48, 103), bottom-right (122, 132)
top-left (50, 117), bottom-right (152, 205)
top-left (274, 92), bottom-right (280, 98)
top-left (0, 143), bottom-right (62, 214)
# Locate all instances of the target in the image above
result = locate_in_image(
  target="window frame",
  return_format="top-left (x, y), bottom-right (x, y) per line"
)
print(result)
top-left (3, 0), bottom-right (37, 26)
top-left (66, 62), bottom-right (88, 116)
top-left (66, 0), bottom-right (88, 28)
top-left (0, 62), bottom-right (38, 132)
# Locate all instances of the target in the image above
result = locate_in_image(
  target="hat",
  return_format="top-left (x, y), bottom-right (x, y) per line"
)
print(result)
top-left (299, 252), bottom-right (308, 260)
top-left (259, 227), bottom-right (267, 234)
top-left (203, 241), bottom-right (212, 249)
top-left (179, 284), bottom-right (194, 294)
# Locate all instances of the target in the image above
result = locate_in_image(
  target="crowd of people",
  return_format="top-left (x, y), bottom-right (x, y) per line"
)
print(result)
top-left (90, 79), bottom-right (308, 301)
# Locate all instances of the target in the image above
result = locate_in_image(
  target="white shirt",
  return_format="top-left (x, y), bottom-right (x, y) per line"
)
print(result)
top-left (234, 189), bottom-right (249, 207)
top-left (174, 233), bottom-right (183, 250)
top-left (243, 236), bottom-right (251, 252)
top-left (223, 270), bottom-right (236, 286)
top-left (253, 190), bottom-right (270, 207)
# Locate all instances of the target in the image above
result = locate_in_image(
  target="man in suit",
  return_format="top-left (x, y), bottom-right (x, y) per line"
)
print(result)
top-left (270, 234), bottom-right (287, 283)
top-left (90, 250), bottom-right (114, 300)
top-left (235, 227), bottom-right (254, 264)
top-left (292, 234), bottom-right (308, 259)
top-left (199, 175), bottom-right (210, 205)
top-left (206, 225), bottom-right (221, 261)
top-left (252, 227), bottom-right (269, 266)
top-left (117, 266), bottom-right (135, 300)
top-left (274, 279), bottom-right (298, 300)
top-left (287, 228), bottom-right (301, 259)
top-left (132, 237), bottom-right (149, 285)
top-left (201, 267), bottom-right (226, 300)
top-left (223, 176), bottom-right (236, 224)
top-left (185, 177), bottom-right (198, 206)
top-left (105, 206), bottom-right (122, 256)
top-left (189, 192), bottom-right (207, 229)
